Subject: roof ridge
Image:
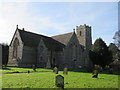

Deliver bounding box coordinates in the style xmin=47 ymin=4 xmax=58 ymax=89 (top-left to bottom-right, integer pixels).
xmin=17 ymin=28 xmax=65 ymax=51
xmin=51 ymin=32 xmax=73 ymax=37
xmin=18 ymin=29 xmax=52 ymax=39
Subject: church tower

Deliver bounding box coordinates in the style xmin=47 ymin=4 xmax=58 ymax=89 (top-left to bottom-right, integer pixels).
xmin=76 ymin=24 xmax=92 ymax=50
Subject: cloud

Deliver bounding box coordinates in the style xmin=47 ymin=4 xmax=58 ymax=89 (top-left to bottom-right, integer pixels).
xmin=0 ymin=2 xmax=117 ymax=46
xmin=30 ymin=16 xmax=69 ymax=34
xmin=0 ymin=2 xmax=29 ymax=44
xmin=0 ymin=2 xmax=69 ymax=44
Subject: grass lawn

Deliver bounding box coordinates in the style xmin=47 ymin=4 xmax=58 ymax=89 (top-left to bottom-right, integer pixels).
xmin=0 ymin=66 xmax=52 ymax=73
xmin=1 ymin=67 xmax=119 ymax=89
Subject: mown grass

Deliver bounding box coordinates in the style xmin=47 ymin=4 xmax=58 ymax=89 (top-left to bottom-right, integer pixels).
xmin=2 ymin=68 xmax=119 ymax=88
xmin=0 ymin=66 xmax=52 ymax=73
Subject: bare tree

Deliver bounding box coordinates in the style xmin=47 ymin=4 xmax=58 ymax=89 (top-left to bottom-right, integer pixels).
xmin=113 ymin=30 xmax=120 ymax=50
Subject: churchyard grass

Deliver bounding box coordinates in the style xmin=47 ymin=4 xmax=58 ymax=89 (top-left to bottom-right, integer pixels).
xmin=0 ymin=66 xmax=52 ymax=73
xmin=2 ymin=69 xmax=119 ymax=88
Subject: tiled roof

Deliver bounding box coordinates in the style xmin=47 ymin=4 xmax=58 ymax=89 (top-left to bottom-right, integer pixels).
xmin=18 ymin=29 xmax=65 ymax=51
xmin=51 ymin=32 xmax=73 ymax=45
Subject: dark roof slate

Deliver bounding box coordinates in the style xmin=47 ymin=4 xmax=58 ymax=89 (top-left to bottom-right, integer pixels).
xmin=18 ymin=29 xmax=65 ymax=51
xmin=51 ymin=32 xmax=73 ymax=45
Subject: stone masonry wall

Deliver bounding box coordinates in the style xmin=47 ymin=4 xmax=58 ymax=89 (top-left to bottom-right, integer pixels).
xmin=8 ymin=30 xmax=23 ymax=66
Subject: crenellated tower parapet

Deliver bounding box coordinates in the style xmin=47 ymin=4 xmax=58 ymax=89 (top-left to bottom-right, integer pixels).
xmin=76 ymin=24 xmax=92 ymax=50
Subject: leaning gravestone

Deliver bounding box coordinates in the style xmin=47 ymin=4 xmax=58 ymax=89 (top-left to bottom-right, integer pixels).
xmin=56 ymin=75 xmax=64 ymax=89
xmin=92 ymin=70 xmax=98 ymax=78
xmin=33 ymin=65 xmax=36 ymax=72
xmin=63 ymin=67 xmax=68 ymax=75
xmin=53 ymin=67 xmax=58 ymax=74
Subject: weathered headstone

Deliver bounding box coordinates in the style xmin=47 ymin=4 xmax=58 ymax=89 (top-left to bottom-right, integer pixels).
xmin=53 ymin=67 xmax=58 ymax=74
xmin=56 ymin=75 xmax=64 ymax=89
xmin=63 ymin=67 xmax=68 ymax=75
xmin=33 ymin=65 xmax=36 ymax=72
xmin=92 ymin=70 xmax=98 ymax=78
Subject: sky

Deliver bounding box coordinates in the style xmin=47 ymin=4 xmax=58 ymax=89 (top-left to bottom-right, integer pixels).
xmin=0 ymin=1 xmax=118 ymax=45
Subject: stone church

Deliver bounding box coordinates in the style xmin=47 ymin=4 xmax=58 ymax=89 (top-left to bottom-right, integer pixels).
xmin=8 ymin=24 xmax=92 ymax=70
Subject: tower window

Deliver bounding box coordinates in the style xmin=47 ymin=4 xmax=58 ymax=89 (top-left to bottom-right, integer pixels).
xmin=80 ymin=31 xmax=82 ymax=36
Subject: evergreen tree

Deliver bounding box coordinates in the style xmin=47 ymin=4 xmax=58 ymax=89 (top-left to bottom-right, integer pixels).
xmin=2 ymin=43 xmax=9 ymax=66
xmin=108 ymin=43 xmax=119 ymax=60
xmin=91 ymin=38 xmax=112 ymax=67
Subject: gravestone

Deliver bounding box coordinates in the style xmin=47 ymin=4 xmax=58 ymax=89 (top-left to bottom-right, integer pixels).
xmin=53 ymin=67 xmax=58 ymax=74
xmin=56 ymin=75 xmax=64 ymax=89
xmin=63 ymin=67 xmax=68 ymax=75
xmin=33 ymin=65 xmax=36 ymax=72
xmin=92 ymin=70 xmax=98 ymax=78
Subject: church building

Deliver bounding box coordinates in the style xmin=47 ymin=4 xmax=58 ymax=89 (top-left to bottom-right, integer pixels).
xmin=8 ymin=24 xmax=92 ymax=70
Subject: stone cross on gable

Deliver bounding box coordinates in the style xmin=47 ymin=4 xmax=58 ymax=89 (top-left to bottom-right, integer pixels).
xmin=73 ymin=28 xmax=75 ymax=32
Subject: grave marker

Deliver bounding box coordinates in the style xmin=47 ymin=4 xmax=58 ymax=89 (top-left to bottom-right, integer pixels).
xmin=33 ymin=65 xmax=36 ymax=72
xmin=92 ymin=70 xmax=98 ymax=78
xmin=56 ymin=75 xmax=64 ymax=89
xmin=53 ymin=67 xmax=58 ymax=74
xmin=63 ymin=67 xmax=68 ymax=75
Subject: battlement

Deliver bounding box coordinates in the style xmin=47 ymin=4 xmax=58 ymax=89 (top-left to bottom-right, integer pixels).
xmin=76 ymin=24 xmax=91 ymax=29
xmin=75 ymin=24 xmax=92 ymax=50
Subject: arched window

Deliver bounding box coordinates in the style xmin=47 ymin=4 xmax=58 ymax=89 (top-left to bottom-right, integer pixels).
xmin=13 ymin=38 xmax=19 ymax=58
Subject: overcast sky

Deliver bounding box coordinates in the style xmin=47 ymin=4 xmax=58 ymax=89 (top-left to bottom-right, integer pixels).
xmin=0 ymin=1 xmax=118 ymax=45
